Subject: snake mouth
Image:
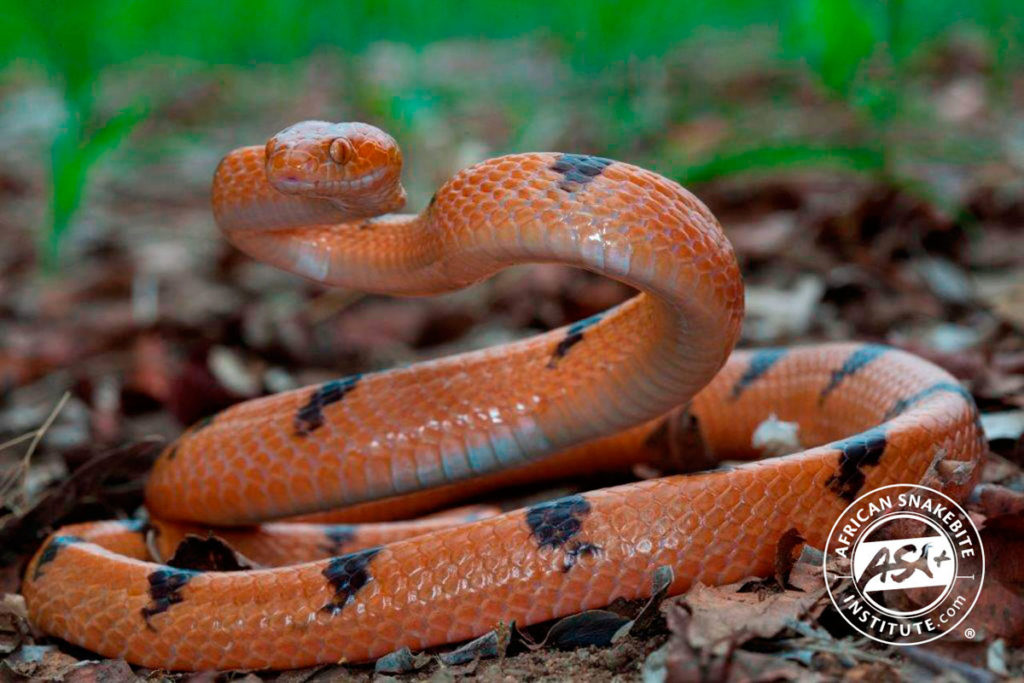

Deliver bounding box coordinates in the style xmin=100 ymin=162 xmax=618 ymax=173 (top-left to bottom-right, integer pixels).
xmin=271 ymin=167 xmax=391 ymax=196
xmin=273 ymin=177 xmax=313 ymax=193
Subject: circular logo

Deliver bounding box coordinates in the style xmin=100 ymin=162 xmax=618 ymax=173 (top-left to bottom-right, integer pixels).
xmin=823 ymin=484 xmax=984 ymax=646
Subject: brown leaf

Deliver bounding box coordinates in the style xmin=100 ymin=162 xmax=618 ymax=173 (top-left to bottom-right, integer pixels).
xmin=64 ymin=659 xmax=137 ymax=683
xmin=739 ymin=528 xmax=805 ymax=594
xmin=0 ymin=439 xmax=160 ymax=572
xmin=969 ymin=483 xmax=1024 ymax=518
xmin=2 ymin=644 xmax=79 ymax=680
xmin=542 ymin=610 xmax=631 ymax=651
xmin=166 ymin=534 xmax=256 ymax=572
xmin=0 ymin=593 xmax=31 ymax=655
xmin=774 ymin=528 xmax=806 ymax=590
xmin=641 ymin=408 xmax=714 ymax=475
xmin=659 ymin=603 xmax=739 ymax=682
xmin=681 ymin=558 xmax=828 ymax=653
xmin=957 ymin=515 xmax=1024 ymax=644
xmin=622 ymin=565 xmax=675 ymax=638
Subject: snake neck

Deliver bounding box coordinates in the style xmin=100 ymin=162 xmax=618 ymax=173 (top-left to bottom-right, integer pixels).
xmin=214 ymin=147 xmax=742 ymax=313
xmin=204 ymin=147 xmax=744 ymax=502
xmin=213 ymin=146 xmax=435 ymax=294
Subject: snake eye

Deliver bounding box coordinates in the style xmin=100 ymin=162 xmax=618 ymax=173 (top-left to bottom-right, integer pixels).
xmin=329 ymin=138 xmax=353 ymax=165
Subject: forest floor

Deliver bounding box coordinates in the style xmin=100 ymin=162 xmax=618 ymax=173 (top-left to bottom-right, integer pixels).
xmin=1 ymin=37 xmax=1023 ymax=681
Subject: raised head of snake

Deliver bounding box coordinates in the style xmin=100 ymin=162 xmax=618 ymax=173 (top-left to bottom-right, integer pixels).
xmin=263 ymin=120 xmax=406 ymax=218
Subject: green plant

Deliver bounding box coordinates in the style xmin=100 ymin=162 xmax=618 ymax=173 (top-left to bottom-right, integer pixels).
xmin=0 ymin=0 xmax=1020 ymax=260
xmin=48 ymin=103 xmax=147 ymax=267
xmin=10 ymin=1 xmax=148 ymax=268
xmin=675 ymin=143 xmax=885 ymax=185
xmin=782 ymin=0 xmax=879 ymax=99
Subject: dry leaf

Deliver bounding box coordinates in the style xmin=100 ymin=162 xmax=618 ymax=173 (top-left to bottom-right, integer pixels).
xmin=682 ymin=559 xmax=827 ymax=653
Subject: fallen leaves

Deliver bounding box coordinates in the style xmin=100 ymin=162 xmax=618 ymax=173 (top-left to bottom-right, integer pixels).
xmin=368 ymin=566 xmax=674 ymax=676
xmin=62 ymin=659 xmax=136 ymax=683
xmin=976 ymin=271 xmax=1024 ymax=332
xmin=0 ymin=643 xmax=136 ymax=683
xmin=165 ymin=534 xmax=256 ymax=572
xmin=679 ymin=540 xmax=824 ymax=654
xmin=2 ymin=645 xmax=80 ymax=681
xmin=0 ymin=438 xmax=159 ymax=587
xmin=0 ymin=594 xmax=31 ymax=656
xmin=960 ymin=515 xmax=1024 ymax=645
xmin=640 ymin=530 xmax=873 ymax=682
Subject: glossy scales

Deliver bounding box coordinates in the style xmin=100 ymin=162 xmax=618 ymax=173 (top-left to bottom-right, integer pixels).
xmin=22 ymin=122 xmax=985 ymax=671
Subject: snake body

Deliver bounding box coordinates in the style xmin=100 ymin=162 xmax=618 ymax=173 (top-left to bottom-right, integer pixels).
xmin=22 ymin=122 xmax=985 ymax=670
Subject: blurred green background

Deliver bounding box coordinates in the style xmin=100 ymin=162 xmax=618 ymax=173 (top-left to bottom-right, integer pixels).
xmin=1 ymin=0 xmax=1020 ymax=266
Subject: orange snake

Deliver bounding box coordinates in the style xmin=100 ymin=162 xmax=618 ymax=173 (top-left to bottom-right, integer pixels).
xmin=22 ymin=121 xmax=985 ymax=670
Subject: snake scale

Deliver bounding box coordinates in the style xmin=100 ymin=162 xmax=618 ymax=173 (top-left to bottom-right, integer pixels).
xmin=22 ymin=121 xmax=985 ymax=670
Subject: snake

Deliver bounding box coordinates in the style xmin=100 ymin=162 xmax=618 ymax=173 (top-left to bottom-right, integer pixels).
xmin=21 ymin=121 xmax=986 ymax=671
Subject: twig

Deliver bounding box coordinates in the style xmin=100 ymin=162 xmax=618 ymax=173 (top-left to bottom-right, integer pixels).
xmin=0 ymin=432 xmax=37 ymax=454
xmin=21 ymin=391 xmax=71 ymax=468
xmin=785 ymin=620 xmax=895 ymax=666
xmin=899 ymin=646 xmax=995 ymax=683
xmin=0 ymin=391 xmax=71 ymax=514
xmin=0 ymin=438 xmax=162 ymax=566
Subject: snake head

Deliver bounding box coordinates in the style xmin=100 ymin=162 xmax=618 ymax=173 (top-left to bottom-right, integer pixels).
xmin=265 ymin=121 xmax=406 ymax=217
